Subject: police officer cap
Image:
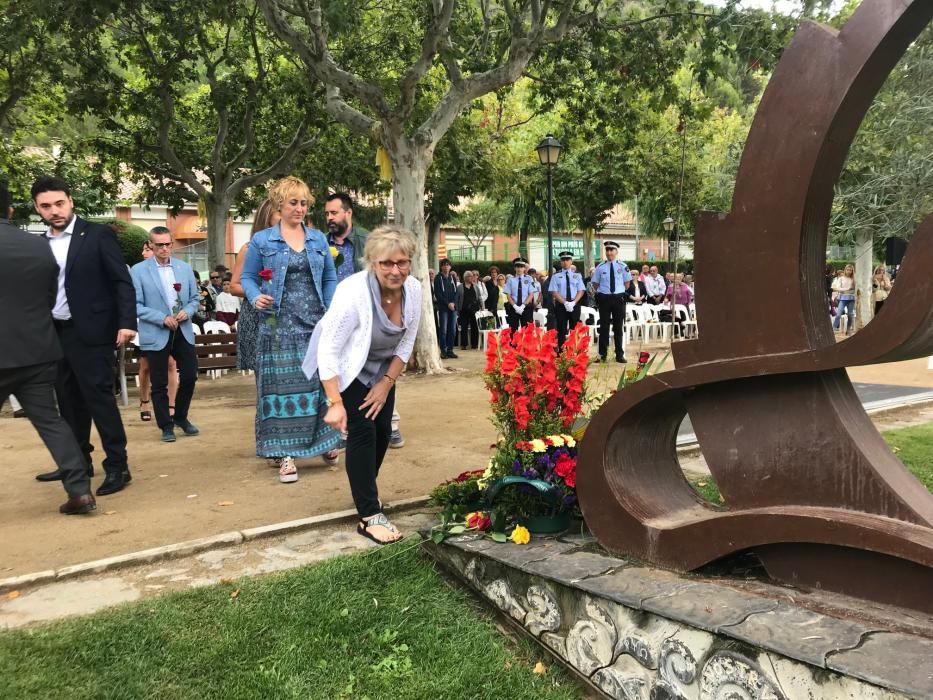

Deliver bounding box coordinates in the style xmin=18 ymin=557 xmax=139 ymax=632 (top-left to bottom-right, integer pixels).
xmin=512 ymin=257 xmax=528 ymax=266
xmin=603 ymin=240 xmax=620 ymax=250
xmin=558 ymin=251 xmax=573 ymax=260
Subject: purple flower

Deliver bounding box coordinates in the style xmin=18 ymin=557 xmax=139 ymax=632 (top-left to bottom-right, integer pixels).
xmin=563 ymin=493 xmax=577 ymax=505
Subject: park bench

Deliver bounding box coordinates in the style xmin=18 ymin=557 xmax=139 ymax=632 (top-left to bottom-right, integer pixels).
xmin=118 ymin=331 xmax=240 ymax=406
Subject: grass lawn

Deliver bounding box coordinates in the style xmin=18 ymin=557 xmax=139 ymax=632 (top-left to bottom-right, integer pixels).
xmin=0 ymin=544 xmax=582 ymax=700
xmin=688 ymin=422 xmax=933 ymax=503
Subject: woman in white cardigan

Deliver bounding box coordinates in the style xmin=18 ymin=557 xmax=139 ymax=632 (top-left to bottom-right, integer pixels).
xmin=303 ymin=226 xmax=422 ymax=544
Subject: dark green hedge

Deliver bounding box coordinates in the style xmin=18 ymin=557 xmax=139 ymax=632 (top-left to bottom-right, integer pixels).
xmin=92 ymin=218 xmax=150 ymax=267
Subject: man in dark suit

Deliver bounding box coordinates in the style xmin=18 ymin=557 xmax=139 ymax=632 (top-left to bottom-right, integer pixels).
xmin=31 ymin=176 xmax=137 ymax=496
xmin=0 ymin=180 xmax=96 ymax=514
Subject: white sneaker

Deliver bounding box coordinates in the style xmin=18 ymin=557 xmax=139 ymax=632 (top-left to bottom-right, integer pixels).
xmin=278 ymin=456 xmax=298 ymax=483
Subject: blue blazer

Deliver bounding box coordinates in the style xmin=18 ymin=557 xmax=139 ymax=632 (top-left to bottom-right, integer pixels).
xmin=240 ymin=224 xmax=337 ymax=312
xmin=130 ymin=257 xmax=201 ymax=351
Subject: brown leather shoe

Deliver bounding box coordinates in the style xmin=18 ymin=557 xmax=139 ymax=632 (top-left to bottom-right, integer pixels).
xmin=60 ymin=493 xmax=97 ymax=515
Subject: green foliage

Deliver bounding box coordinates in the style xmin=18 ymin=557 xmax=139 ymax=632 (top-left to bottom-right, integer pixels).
xmin=0 ymin=546 xmax=582 ymax=699
xmin=4 ymin=145 xmax=119 ymax=223
xmin=92 ymin=219 xmax=150 ymax=267
xmin=831 ymin=25 xmax=933 ymax=250
xmin=429 ymin=471 xmax=486 ymax=511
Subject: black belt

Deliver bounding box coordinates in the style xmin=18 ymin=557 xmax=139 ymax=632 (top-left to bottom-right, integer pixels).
xmin=53 ymin=318 xmax=75 ymax=329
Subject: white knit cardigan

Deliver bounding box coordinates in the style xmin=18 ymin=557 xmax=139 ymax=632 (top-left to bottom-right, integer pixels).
xmin=302 ymin=270 xmax=422 ymax=391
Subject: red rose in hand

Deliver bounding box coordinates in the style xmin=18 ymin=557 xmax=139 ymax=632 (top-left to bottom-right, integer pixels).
xmin=259 ymin=268 xmax=273 ymax=281
xmin=173 ymin=282 xmax=182 ymax=292
xmin=638 ymin=351 xmax=650 ymax=365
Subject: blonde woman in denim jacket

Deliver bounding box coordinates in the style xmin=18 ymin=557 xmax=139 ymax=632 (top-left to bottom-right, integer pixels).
xmin=241 ymin=177 xmax=340 ymax=483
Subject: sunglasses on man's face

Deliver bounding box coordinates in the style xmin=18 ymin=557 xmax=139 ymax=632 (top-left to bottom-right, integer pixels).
xmin=210 ymin=275 xmax=221 ymax=280
xmin=152 ymin=242 xmax=173 ymax=248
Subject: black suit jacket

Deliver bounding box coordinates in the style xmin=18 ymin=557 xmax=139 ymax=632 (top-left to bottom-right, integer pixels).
xmin=0 ymin=220 xmax=62 ymax=369
xmin=58 ymin=217 xmax=137 ymax=345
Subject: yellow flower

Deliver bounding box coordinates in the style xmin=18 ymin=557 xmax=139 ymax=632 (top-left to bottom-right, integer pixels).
xmin=510 ymin=525 xmax=531 ymax=545
xmin=329 ymin=246 xmax=339 ymax=258
xmin=477 ymin=462 xmax=494 ymax=490
xmin=548 ymin=435 xmax=565 ymax=447
xmin=529 ymin=439 xmax=547 ymax=453
xmin=562 ymin=434 xmax=576 ymax=447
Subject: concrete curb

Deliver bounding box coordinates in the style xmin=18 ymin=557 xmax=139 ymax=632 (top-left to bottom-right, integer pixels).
xmin=0 ymin=495 xmax=432 ymax=594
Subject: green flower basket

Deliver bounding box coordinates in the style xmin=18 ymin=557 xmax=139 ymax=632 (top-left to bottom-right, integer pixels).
xmin=484 ymin=476 xmax=571 ymax=535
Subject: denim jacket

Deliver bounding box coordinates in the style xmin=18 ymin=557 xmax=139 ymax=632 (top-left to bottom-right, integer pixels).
xmin=240 ymin=224 xmax=337 ymax=313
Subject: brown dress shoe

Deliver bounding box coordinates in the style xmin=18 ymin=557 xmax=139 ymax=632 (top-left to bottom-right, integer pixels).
xmin=60 ymin=493 xmax=97 ymax=515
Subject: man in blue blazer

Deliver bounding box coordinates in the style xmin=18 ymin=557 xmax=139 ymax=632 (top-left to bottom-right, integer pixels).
xmin=131 ymin=227 xmax=201 ymax=442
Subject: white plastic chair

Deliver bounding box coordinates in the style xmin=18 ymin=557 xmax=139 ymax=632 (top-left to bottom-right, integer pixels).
xmin=533 ymin=308 xmax=548 ymax=328
xmin=191 ymin=323 xmax=202 ymax=336
xmin=202 ymin=320 xmax=231 ymax=334
xmin=647 ymin=304 xmax=672 ymax=342
xmin=675 ymin=304 xmax=698 ymax=339
xmin=626 ymin=305 xmax=649 ymax=342
xmin=496 ymin=309 xmax=508 ymax=329
xmin=475 ymin=310 xmax=498 ymax=349
xmin=578 ymin=306 xmax=600 ymax=344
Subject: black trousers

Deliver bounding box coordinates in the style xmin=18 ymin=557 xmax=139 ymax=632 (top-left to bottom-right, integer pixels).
xmin=56 ymin=323 xmax=128 ymax=474
xmin=596 ymin=293 xmax=626 ymax=359
xmin=342 ymin=378 xmax=396 ymax=519
xmin=143 ymin=331 xmax=198 ymax=431
xmin=459 ymin=309 xmax=479 ymax=348
xmin=1 ymin=362 xmax=91 ymax=497
xmin=505 ymin=303 xmax=533 ymax=332
xmin=553 ymin=302 xmax=581 ymax=349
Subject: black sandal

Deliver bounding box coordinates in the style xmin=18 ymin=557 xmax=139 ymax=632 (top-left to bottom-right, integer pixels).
xmin=357 ymin=513 xmax=401 ymax=545
xmin=140 ymin=400 xmax=152 ymax=422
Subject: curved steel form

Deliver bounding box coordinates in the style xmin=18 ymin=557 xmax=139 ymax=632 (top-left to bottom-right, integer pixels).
xmin=577 ymin=0 xmax=933 ymax=613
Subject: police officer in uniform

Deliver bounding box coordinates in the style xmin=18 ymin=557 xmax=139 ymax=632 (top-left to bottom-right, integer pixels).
xmin=504 ymin=257 xmax=534 ymax=331
xmin=590 ymin=240 xmax=631 ymax=362
xmin=551 ymin=251 xmax=586 ymax=349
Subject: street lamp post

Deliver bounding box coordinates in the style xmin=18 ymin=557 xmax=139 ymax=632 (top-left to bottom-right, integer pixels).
xmin=536 ymin=134 xmax=562 ymax=269
xmin=662 ymin=216 xmax=676 ymax=262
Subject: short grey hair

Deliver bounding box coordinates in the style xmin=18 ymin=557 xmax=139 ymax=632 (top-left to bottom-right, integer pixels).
xmin=148 ymin=226 xmax=172 ymax=243
xmin=363 ymin=225 xmax=417 ymax=272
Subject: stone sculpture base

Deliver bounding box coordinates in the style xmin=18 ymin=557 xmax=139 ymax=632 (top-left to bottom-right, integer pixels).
xmin=422 ymin=532 xmax=933 ymax=699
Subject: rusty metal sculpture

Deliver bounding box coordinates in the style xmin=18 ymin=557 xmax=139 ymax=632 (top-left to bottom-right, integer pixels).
xmin=577 ymin=0 xmax=933 ymax=614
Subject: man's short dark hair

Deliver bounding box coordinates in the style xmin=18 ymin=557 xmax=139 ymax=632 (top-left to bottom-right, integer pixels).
xmin=31 ymin=176 xmax=71 ymax=200
xmin=149 ymin=225 xmax=171 ymax=235
xmin=213 ymin=264 xmax=228 ymax=273
xmin=326 ymin=191 xmax=354 ymax=212
xmin=0 ymin=180 xmax=10 ymax=213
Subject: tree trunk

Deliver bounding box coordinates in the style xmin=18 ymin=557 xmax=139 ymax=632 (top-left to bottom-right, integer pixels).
xmin=854 ymin=228 xmax=873 ymax=330
xmin=583 ymin=226 xmax=595 ymax=277
xmin=427 ymin=218 xmax=441 ymax=270
xmin=389 ymin=139 xmax=444 ymax=374
xmin=205 ymin=195 xmax=231 ymax=271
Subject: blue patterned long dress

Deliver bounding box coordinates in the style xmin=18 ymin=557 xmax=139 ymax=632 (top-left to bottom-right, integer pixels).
xmin=254 ymin=248 xmax=341 ymax=458
xmin=236 ymin=299 xmax=260 ymax=371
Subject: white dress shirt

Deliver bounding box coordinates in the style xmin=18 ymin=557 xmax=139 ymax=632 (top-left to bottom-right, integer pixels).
xmin=644 ymin=274 xmax=667 ymax=298
xmin=45 ymin=216 xmax=76 ymax=320
xmin=156 ymin=261 xmax=180 ymax=310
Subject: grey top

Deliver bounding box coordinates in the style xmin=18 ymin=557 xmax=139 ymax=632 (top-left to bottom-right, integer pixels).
xmin=358 ymin=272 xmax=406 ymax=388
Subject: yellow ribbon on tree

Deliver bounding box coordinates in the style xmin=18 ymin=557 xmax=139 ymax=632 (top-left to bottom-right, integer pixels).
xmin=375 ymin=147 xmax=393 ymax=182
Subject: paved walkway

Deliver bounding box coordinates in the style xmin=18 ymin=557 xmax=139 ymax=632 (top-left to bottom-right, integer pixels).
xmin=0 ymin=509 xmax=437 ymax=629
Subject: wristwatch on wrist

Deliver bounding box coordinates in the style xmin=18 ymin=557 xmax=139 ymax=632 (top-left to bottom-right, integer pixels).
xmin=325 ymin=397 xmax=342 ymax=407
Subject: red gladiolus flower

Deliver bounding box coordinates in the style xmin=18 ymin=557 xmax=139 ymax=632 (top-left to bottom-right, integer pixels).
xmin=172 ymin=282 xmax=182 ymax=292
xmin=258 ymin=268 xmax=273 ymax=281
xmin=638 ymin=351 xmax=650 ymax=365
